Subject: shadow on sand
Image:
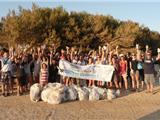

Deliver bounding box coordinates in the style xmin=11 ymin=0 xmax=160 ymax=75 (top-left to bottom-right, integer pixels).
xmin=138 ymin=110 xmax=160 ymax=120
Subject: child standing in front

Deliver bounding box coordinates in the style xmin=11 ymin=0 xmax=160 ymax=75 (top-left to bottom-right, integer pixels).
xmin=40 ymin=62 xmax=48 ymax=87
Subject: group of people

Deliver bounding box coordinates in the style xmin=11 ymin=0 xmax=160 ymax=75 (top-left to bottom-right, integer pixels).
xmin=0 ymin=44 xmax=160 ymax=97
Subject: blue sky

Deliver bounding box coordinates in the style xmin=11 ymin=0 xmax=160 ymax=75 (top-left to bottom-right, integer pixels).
xmin=0 ymin=0 xmax=160 ymax=32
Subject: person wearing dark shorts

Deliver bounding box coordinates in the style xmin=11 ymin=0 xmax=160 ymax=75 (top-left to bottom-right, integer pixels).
xmin=0 ymin=52 xmax=12 ymax=97
xmin=130 ymin=54 xmax=139 ymax=92
xmin=137 ymin=57 xmax=144 ymax=90
xmin=16 ymin=60 xmax=27 ymax=95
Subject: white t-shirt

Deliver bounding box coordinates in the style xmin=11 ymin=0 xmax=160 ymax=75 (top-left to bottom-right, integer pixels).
xmin=1 ymin=58 xmax=12 ymax=72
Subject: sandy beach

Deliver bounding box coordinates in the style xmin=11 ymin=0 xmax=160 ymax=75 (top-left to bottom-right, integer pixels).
xmin=0 ymin=85 xmax=160 ymax=120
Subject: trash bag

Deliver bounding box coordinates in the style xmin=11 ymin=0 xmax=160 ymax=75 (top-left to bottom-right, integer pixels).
xmin=45 ymin=83 xmax=63 ymax=90
xmin=107 ymin=89 xmax=116 ymax=100
xmin=77 ymin=87 xmax=89 ymax=101
xmin=97 ymin=87 xmax=107 ymax=100
xmin=89 ymin=87 xmax=100 ymax=101
xmin=30 ymin=83 xmax=42 ymax=102
xmin=62 ymin=86 xmax=70 ymax=102
xmin=115 ymin=89 xmax=121 ymax=97
xmin=67 ymin=86 xmax=78 ymax=101
xmin=41 ymin=87 xmax=54 ymax=102
xmin=47 ymin=89 xmax=64 ymax=104
xmin=41 ymin=83 xmax=65 ymax=104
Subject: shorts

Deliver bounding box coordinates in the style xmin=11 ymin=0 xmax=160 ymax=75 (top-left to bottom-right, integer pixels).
xmin=18 ymin=76 xmax=27 ymax=86
xmin=1 ymin=72 xmax=11 ymax=85
xmin=139 ymin=69 xmax=144 ymax=81
xmin=144 ymin=74 xmax=155 ymax=85
xmin=130 ymin=70 xmax=139 ymax=77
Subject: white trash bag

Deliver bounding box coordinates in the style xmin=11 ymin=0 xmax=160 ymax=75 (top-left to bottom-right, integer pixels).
xmin=67 ymin=86 xmax=78 ymax=101
xmin=97 ymin=87 xmax=107 ymax=100
xmin=107 ymin=89 xmax=116 ymax=100
xmin=47 ymin=89 xmax=64 ymax=104
xmin=89 ymin=87 xmax=100 ymax=101
xmin=30 ymin=83 xmax=42 ymax=102
xmin=45 ymin=83 xmax=64 ymax=90
xmin=115 ymin=89 xmax=121 ymax=97
xmin=41 ymin=87 xmax=54 ymax=102
xmin=41 ymin=83 xmax=65 ymax=104
xmin=77 ymin=87 xmax=89 ymax=101
xmin=62 ymin=86 xmax=70 ymax=102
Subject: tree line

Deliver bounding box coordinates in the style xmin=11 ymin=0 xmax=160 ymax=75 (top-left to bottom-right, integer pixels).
xmin=0 ymin=4 xmax=160 ymax=54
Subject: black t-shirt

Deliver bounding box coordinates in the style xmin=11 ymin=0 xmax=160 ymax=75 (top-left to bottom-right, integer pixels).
xmin=49 ymin=63 xmax=58 ymax=82
xmin=16 ymin=63 xmax=26 ymax=78
xmin=144 ymin=59 xmax=155 ymax=74
xmin=131 ymin=60 xmax=138 ymax=71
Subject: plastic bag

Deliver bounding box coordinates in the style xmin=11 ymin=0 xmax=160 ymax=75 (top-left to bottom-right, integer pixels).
xmin=115 ymin=89 xmax=121 ymax=97
xmin=89 ymin=87 xmax=100 ymax=101
xmin=41 ymin=87 xmax=54 ymax=102
xmin=30 ymin=83 xmax=42 ymax=102
xmin=77 ymin=87 xmax=89 ymax=101
xmin=45 ymin=83 xmax=64 ymax=90
xmin=97 ymin=87 xmax=107 ymax=100
xmin=67 ymin=86 xmax=78 ymax=101
xmin=41 ymin=83 xmax=65 ymax=104
xmin=47 ymin=89 xmax=64 ymax=104
xmin=107 ymin=89 xmax=116 ymax=100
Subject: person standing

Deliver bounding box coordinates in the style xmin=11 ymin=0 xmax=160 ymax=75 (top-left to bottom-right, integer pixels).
xmin=119 ymin=54 xmax=128 ymax=92
xmin=144 ymin=51 xmax=155 ymax=93
xmin=88 ymin=57 xmax=95 ymax=87
xmin=109 ymin=54 xmax=120 ymax=89
xmin=0 ymin=52 xmax=12 ymax=97
xmin=130 ymin=53 xmax=140 ymax=92
xmin=49 ymin=58 xmax=58 ymax=83
xmin=137 ymin=55 xmax=145 ymax=90
xmin=40 ymin=62 xmax=48 ymax=87
xmin=33 ymin=54 xmax=41 ymax=83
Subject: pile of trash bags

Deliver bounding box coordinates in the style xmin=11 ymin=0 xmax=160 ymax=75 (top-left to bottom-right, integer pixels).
xmin=30 ymin=83 xmax=121 ymax=104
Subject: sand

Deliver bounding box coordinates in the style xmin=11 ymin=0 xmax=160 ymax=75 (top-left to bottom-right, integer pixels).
xmin=0 ymin=86 xmax=160 ymax=120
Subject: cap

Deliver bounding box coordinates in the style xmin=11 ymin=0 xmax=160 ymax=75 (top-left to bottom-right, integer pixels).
xmin=119 ymin=54 xmax=124 ymax=57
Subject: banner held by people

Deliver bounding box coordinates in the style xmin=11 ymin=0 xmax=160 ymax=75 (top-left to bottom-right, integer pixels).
xmin=58 ymin=60 xmax=115 ymax=82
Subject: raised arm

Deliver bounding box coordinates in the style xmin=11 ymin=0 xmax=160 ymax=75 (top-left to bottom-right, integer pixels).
xmin=108 ymin=51 xmax=113 ymax=65
xmin=115 ymin=45 xmax=119 ymax=56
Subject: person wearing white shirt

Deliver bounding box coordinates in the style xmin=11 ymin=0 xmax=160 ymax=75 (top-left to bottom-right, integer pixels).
xmin=1 ymin=52 xmax=12 ymax=97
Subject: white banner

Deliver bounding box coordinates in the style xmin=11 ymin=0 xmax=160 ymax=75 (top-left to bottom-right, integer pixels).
xmin=58 ymin=60 xmax=115 ymax=82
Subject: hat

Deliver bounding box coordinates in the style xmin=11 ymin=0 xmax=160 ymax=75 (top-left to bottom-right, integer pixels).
xmin=119 ymin=54 xmax=124 ymax=57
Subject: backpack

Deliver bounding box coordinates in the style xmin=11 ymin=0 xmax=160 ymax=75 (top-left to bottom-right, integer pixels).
xmin=137 ymin=62 xmax=143 ymax=70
